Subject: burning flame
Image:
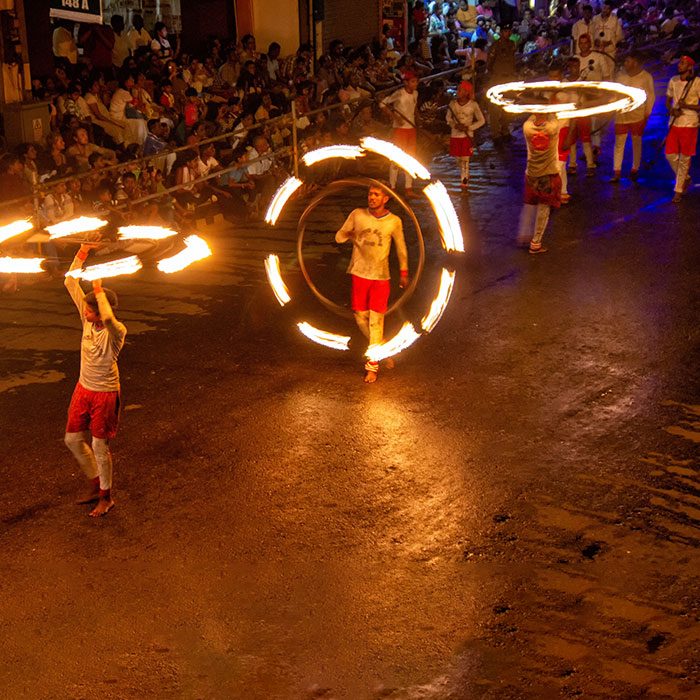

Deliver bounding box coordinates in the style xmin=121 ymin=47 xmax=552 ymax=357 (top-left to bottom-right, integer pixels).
xmin=0 ymin=256 xmax=45 ymax=274
xmin=156 ymin=235 xmax=211 ymax=273
xmin=423 ymin=182 xmax=465 ymax=253
xmin=360 ymin=137 xmax=431 ymax=181
xmin=302 ymin=145 xmax=365 ymax=166
xmin=265 ymin=177 xmax=303 ymax=225
xmin=0 ymin=219 xmax=34 ymax=245
xmin=421 ymin=268 xmax=456 ymax=333
xmin=366 ymin=321 xmax=421 ymax=362
xmin=486 ymin=80 xmax=646 ymax=118
xmin=65 ymin=255 xmax=142 ymax=281
xmin=264 ymin=254 xmax=291 ymax=306
xmin=118 ymin=225 xmax=178 ymax=240
xmin=46 ymin=217 xmax=108 ymax=239
xmin=297 ymin=322 xmax=351 ymax=351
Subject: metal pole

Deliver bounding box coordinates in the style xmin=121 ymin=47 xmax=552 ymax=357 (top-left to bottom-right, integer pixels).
xmin=291 ymin=101 xmax=300 ymax=179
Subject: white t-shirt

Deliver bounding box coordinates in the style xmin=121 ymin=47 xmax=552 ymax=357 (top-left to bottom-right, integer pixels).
xmin=446 ymin=99 xmax=485 ymax=138
xmin=616 ymin=69 xmax=655 ymax=124
xmin=523 ymin=116 xmax=560 ymax=178
xmin=65 ymin=256 xmax=127 ymax=393
xmin=571 ymin=19 xmax=592 ymax=47
xmin=112 ymin=32 xmax=130 ymax=68
xmin=127 ymin=27 xmax=151 ymax=53
xmin=109 ymin=88 xmax=133 ymax=121
xmin=576 ymin=51 xmax=612 ymax=81
xmin=666 ymin=75 xmax=700 ymax=128
xmin=335 ymin=208 xmax=408 ymax=280
xmin=382 ymin=87 xmax=418 ymax=129
xmin=590 ymin=13 xmax=623 ymax=54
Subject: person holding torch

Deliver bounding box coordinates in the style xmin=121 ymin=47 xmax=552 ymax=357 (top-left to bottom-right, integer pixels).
xmin=64 ymin=244 xmax=127 ymax=517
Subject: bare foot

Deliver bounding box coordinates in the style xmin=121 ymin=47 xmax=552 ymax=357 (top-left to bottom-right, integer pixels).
xmin=75 ymin=481 xmax=100 ymax=504
xmin=89 ymin=498 xmax=115 ymax=517
xmin=364 ymin=371 xmax=378 ymax=383
xmin=383 ymin=357 xmax=395 ymax=370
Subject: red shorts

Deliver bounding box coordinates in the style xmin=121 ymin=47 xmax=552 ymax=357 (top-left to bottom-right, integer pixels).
xmin=558 ymin=126 xmax=570 ymax=161
xmin=615 ymin=120 xmax=646 ymax=137
xmin=665 ymin=126 xmax=698 ymax=157
xmin=351 ymin=275 xmax=390 ymax=313
xmin=524 ymin=174 xmax=562 ymax=208
xmin=392 ymin=128 xmax=417 ymax=155
xmin=449 ymin=136 xmax=474 ymax=157
xmin=573 ymin=116 xmax=592 ymax=142
xmin=66 ymin=382 xmax=121 ymax=439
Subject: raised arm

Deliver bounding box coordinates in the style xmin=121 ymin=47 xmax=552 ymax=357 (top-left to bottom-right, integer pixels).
xmin=335 ymin=210 xmax=356 ymax=244
xmin=92 ymin=279 xmax=127 ymax=342
xmin=64 ymin=245 xmax=89 ymax=316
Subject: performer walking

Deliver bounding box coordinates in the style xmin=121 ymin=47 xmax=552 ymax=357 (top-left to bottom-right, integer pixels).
xmin=335 ymin=185 xmax=409 ymax=383
xmin=611 ymin=52 xmax=655 ymax=182
xmin=64 ymin=244 xmax=127 ymax=516
xmin=665 ymin=55 xmax=699 ymax=203
xmin=517 ymin=113 xmax=562 ymax=255
xmin=381 ymin=71 xmax=419 ymax=196
xmin=446 ymin=81 xmax=485 ymax=190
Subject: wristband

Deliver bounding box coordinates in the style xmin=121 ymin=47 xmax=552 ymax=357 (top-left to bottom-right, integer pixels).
xmin=400 ymin=269 xmax=409 ymax=277
xmin=77 ymin=249 xmax=89 ymax=261
xmin=93 ymin=285 xmax=103 ymax=295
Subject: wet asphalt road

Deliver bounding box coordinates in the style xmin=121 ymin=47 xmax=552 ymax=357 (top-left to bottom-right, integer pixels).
xmin=1 ymin=76 xmax=699 ymax=699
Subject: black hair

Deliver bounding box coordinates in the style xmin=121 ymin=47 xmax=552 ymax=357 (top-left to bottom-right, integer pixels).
xmin=84 ymin=288 xmax=118 ymax=311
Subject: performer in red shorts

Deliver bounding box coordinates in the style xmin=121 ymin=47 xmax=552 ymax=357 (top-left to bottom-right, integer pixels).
xmin=446 ymin=81 xmax=485 ymax=190
xmin=381 ymin=71 xmax=420 ymax=196
xmin=64 ymin=244 xmax=127 ymax=516
xmin=517 ymin=113 xmax=562 ymax=255
xmin=335 ymin=185 xmax=409 ymax=383
xmin=665 ymin=55 xmax=699 ymax=203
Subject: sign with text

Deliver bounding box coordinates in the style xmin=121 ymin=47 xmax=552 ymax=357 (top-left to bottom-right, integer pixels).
xmin=50 ymin=0 xmax=103 ymax=25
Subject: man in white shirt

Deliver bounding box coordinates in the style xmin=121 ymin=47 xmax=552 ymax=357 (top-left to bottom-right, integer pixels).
xmin=336 ymin=185 xmax=409 ymax=382
xmin=446 ymin=80 xmax=485 ymax=188
xmin=590 ymin=0 xmax=623 ymax=58
xmin=381 ymin=72 xmax=420 ymax=195
xmin=611 ymin=52 xmax=655 ymax=182
xmin=517 ymin=114 xmax=562 ymax=255
xmin=665 ymin=55 xmax=699 ymax=202
xmin=571 ymin=4 xmax=594 ymax=49
xmin=127 ymin=14 xmax=151 ymax=54
xmin=64 ymin=245 xmax=127 ymax=517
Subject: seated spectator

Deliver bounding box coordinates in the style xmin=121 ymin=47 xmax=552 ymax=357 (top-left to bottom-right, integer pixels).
xmin=67 ymin=126 xmax=117 ymax=171
xmin=110 ymin=73 xmax=148 ymax=146
xmin=41 ymin=177 xmax=74 ymax=226
xmin=84 ymin=78 xmax=126 ymax=146
xmin=39 ymin=131 xmax=69 ymax=176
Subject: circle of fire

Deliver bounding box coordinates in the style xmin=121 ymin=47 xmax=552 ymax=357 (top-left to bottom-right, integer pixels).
xmin=263 ymin=139 xmax=465 ymax=362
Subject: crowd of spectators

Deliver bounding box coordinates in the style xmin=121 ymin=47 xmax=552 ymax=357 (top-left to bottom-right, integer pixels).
xmin=0 ymin=0 xmax=698 ymax=238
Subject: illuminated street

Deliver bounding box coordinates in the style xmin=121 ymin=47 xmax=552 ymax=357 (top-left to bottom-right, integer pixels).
xmin=1 ymin=96 xmax=698 ymax=698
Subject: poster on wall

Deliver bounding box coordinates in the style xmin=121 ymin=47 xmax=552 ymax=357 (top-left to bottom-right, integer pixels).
xmin=50 ymin=0 xmax=103 ymax=24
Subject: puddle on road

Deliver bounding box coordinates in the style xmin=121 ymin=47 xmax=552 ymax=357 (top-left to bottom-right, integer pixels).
xmin=0 ymin=369 xmax=65 ymax=394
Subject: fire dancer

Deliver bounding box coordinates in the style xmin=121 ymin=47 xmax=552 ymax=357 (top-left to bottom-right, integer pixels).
xmin=665 ymin=55 xmax=699 ymax=203
xmin=64 ymin=244 xmax=127 ymax=516
xmin=380 ymin=71 xmax=419 ymax=196
xmin=516 ymin=113 xmax=562 ymax=255
xmin=335 ymin=185 xmax=409 ymax=383
xmin=446 ymin=81 xmax=485 ymax=190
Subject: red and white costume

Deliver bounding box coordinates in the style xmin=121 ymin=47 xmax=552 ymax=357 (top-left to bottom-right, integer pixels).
xmin=446 ymin=96 xmax=485 ymax=184
xmin=613 ymin=67 xmax=655 ymax=174
xmin=336 ymin=208 xmax=408 ymax=373
xmin=381 ymin=86 xmax=418 ymax=190
xmin=665 ymin=74 xmax=699 ymax=193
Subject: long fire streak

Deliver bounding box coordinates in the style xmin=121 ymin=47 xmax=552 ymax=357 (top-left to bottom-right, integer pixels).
xmin=46 ymin=216 xmax=108 ymax=239
xmin=0 ymin=219 xmax=34 ymax=245
xmin=0 ymin=256 xmax=45 ymax=274
xmin=366 ymin=321 xmax=421 ymax=362
xmin=421 ymin=268 xmax=456 ymax=333
xmin=423 ymin=182 xmax=465 ymax=253
xmin=265 ymin=177 xmax=303 ymax=225
xmin=264 ymin=254 xmax=291 ymax=306
xmin=297 ymin=322 xmax=351 ymax=351
xmin=302 ymin=145 xmax=365 ymax=166
xmin=486 ymin=80 xmax=646 ymax=118
xmin=65 ymin=255 xmax=142 ymax=281
xmin=156 ymin=235 xmax=211 ymax=273
xmin=360 ymin=137 xmax=431 ymax=181
xmin=118 ymin=225 xmax=178 ymax=240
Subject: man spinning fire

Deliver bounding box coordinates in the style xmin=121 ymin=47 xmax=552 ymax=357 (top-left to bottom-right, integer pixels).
xmin=335 ymin=185 xmax=409 ymax=383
